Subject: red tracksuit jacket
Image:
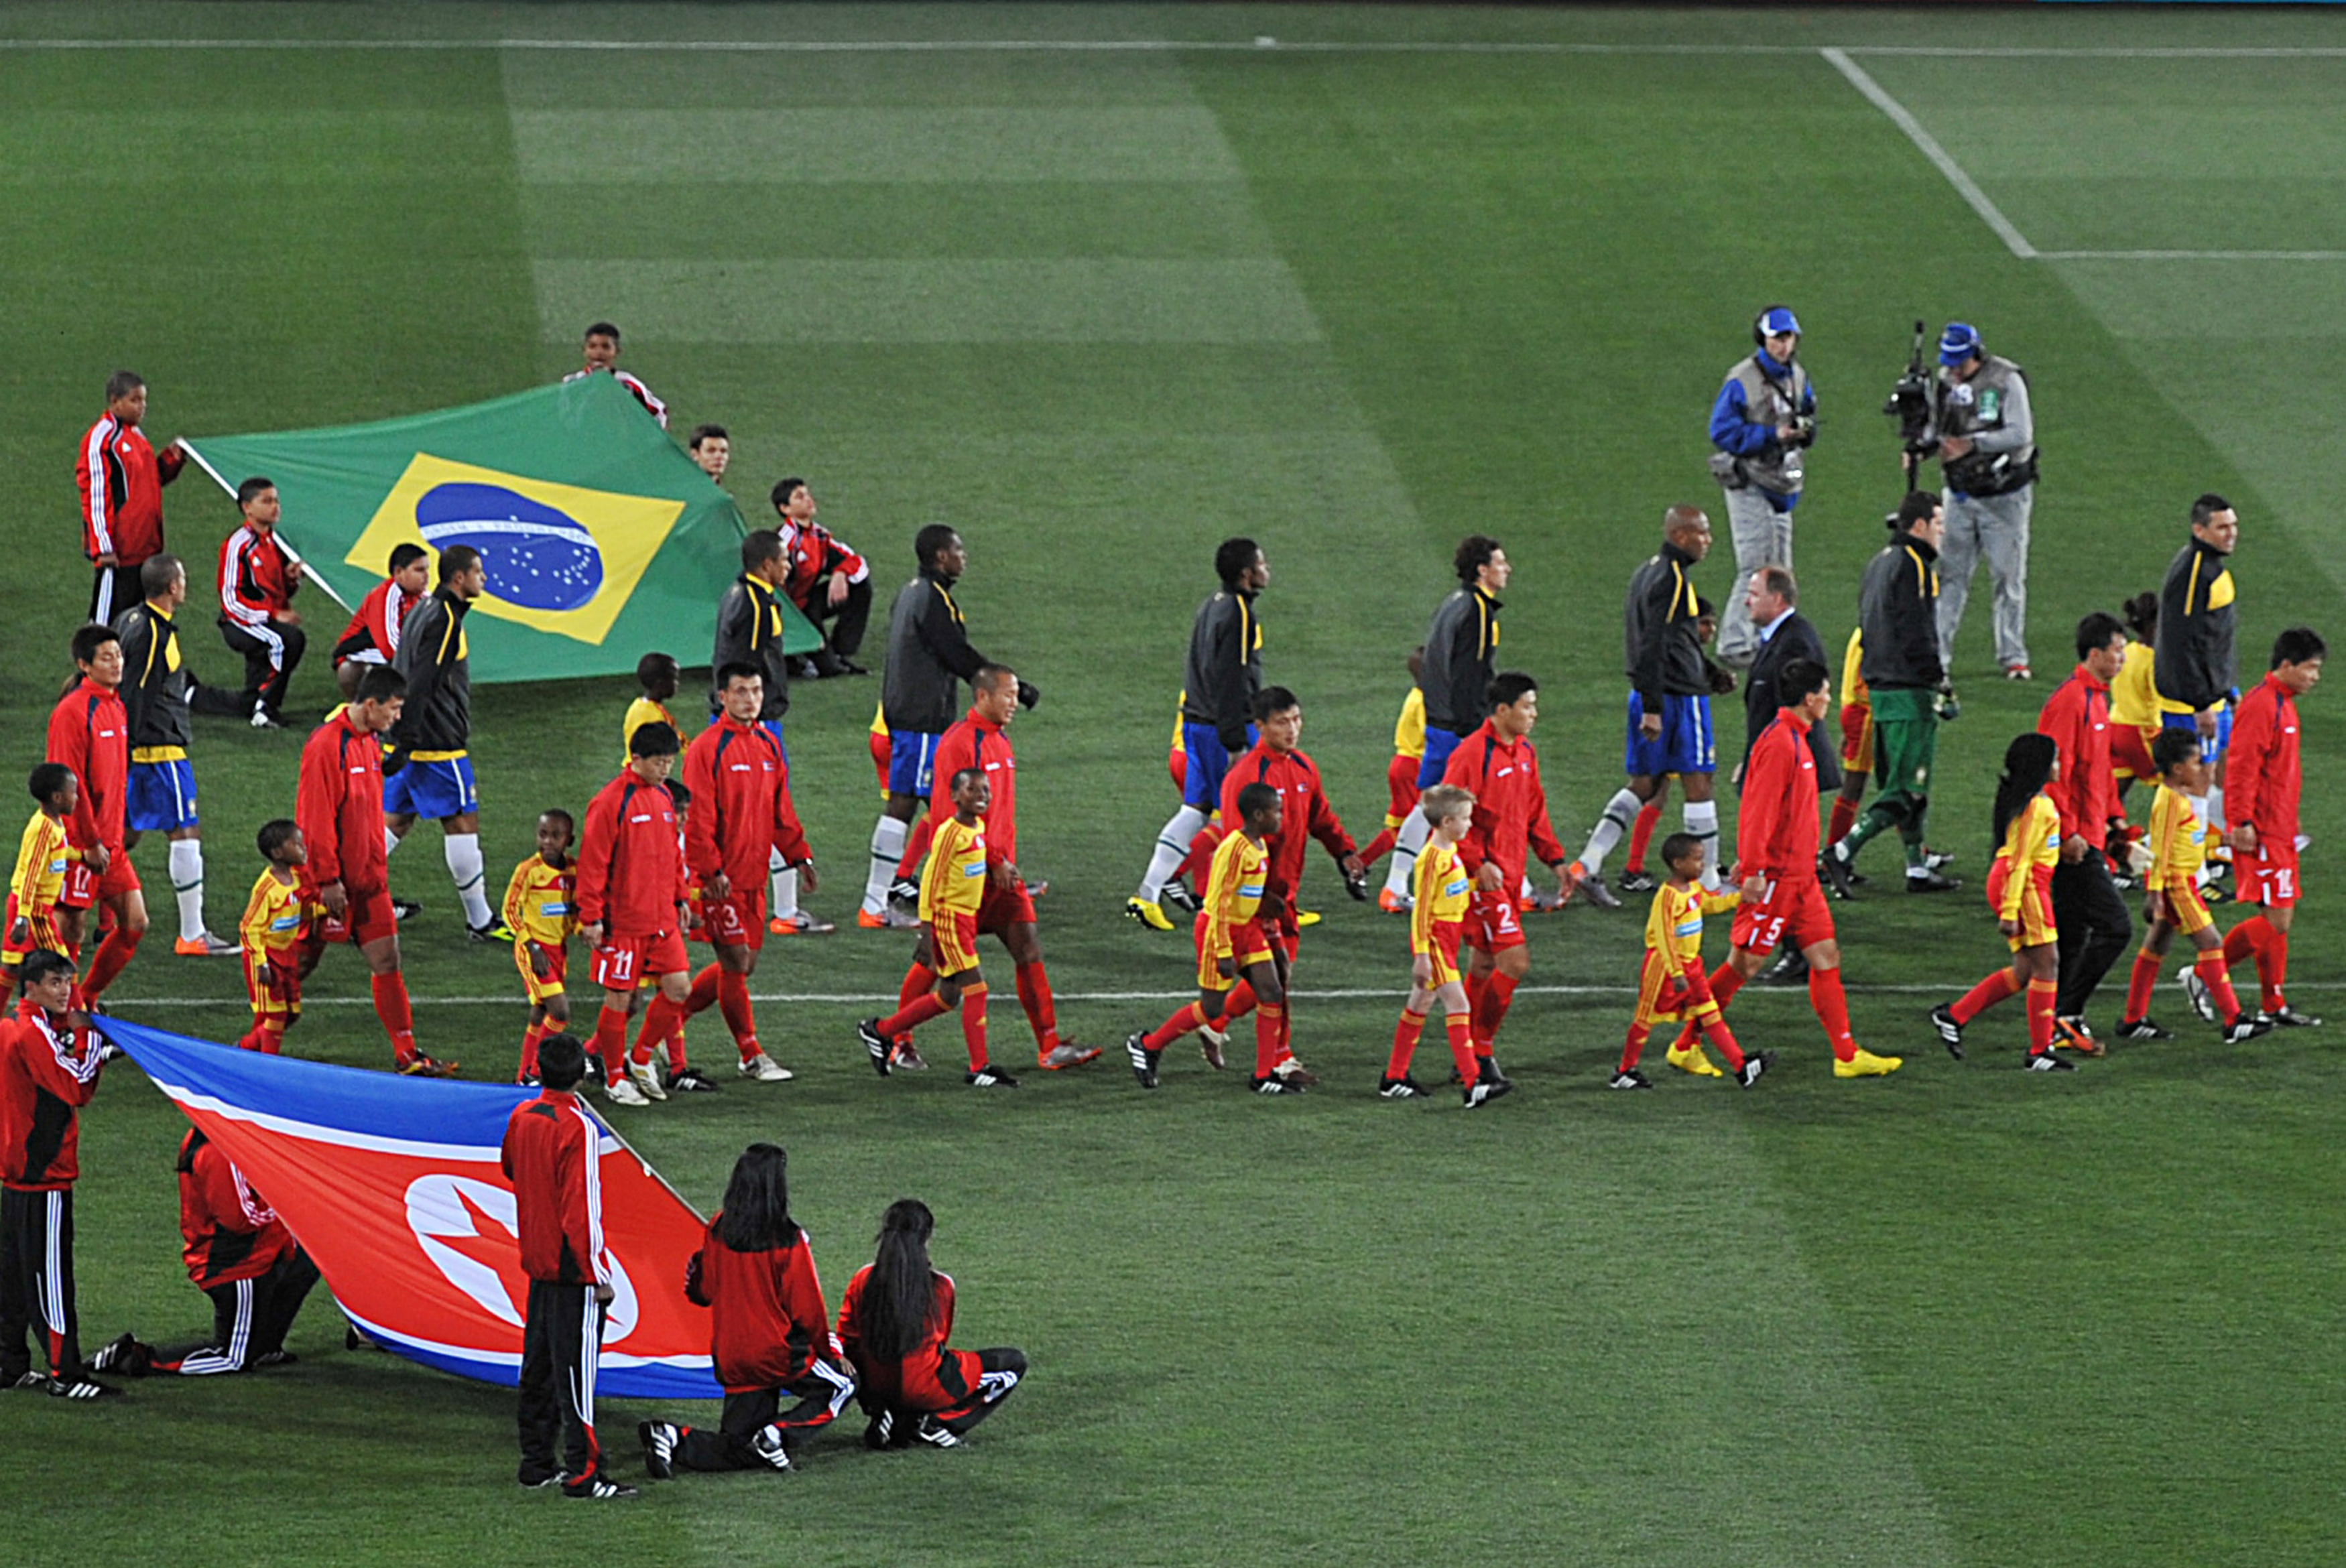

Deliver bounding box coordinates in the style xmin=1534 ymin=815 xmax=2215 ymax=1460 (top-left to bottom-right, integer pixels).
xmin=297 ymin=710 xmax=389 ymax=897
xmin=1438 ymin=720 xmax=1566 ymax=887
xmin=0 ymin=1003 xmax=106 ymax=1192
xmin=837 ymin=1264 xmax=981 ymax=1414
xmin=685 ymin=1216 xmax=835 ymax=1393
xmin=499 ymin=1088 xmax=607 ymax=1287
xmin=576 ymin=770 xmax=688 ymax=937
xmin=2228 ymin=673 xmax=2302 ymax=846
xmin=928 ymin=710 xmax=1018 ymax=864
xmin=2036 ymin=665 xmax=2117 ymax=841
xmin=1738 ymin=709 xmax=1823 ymax=878
xmin=1219 ymin=742 xmax=1357 ymax=912
xmin=333 ymin=576 xmax=422 ymax=665
xmin=46 ymin=679 xmax=129 ymax=861
xmin=682 ymin=718 xmax=810 ymax=893
xmin=78 ymin=413 xmax=182 ymax=565
xmin=778 ymin=519 xmax=868 ymax=614
xmin=218 ymin=524 xmax=297 ymax=632
xmin=177 ymin=1128 xmax=295 ymax=1289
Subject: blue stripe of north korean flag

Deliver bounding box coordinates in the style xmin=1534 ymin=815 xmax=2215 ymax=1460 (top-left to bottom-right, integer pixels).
xmin=100 ymin=1018 xmax=534 ymax=1153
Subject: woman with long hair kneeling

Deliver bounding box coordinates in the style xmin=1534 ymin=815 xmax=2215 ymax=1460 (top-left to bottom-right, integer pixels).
xmin=837 ymin=1199 xmax=1026 ymax=1449
xmin=638 ymin=1144 xmax=856 ymax=1479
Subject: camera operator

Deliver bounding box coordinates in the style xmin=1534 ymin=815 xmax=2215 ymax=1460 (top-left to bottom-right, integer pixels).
xmin=1707 ymin=306 xmax=1816 ymax=669
xmin=1927 ymin=322 xmax=2038 ymax=681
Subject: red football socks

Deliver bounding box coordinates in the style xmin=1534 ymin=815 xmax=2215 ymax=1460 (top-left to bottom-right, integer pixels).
xmin=1387 ymin=1010 xmax=1424 ymax=1080
xmin=593 ymin=1003 xmax=630 ymax=1084
xmin=1701 ymin=1017 xmax=1747 ymax=1073
xmin=898 ymin=961 xmax=934 ymax=1013
xmin=1828 ymin=795 xmax=1859 ymax=844
xmin=1807 ymin=965 xmax=1857 ymax=1061
xmin=519 ymin=1021 xmax=544 ymax=1077
xmin=959 ymin=981 xmax=990 ymax=1069
xmin=1359 ymin=826 xmax=1398 ymax=866
xmin=1144 ymin=1002 xmax=1207 ymax=1051
xmin=372 ymin=972 xmax=417 ymax=1065
xmin=684 ymin=964 xmax=722 ymax=1017
xmin=1253 ymin=1002 xmax=1284 ymax=1077
xmin=877 ymin=991 xmax=951 ymax=1039
xmin=80 ymin=925 xmax=141 ymax=1001
xmin=2195 ymin=950 xmax=2245 ymax=1025
xmin=1222 ymin=981 xmax=1257 ymax=1026
xmin=1472 ymin=972 xmax=1518 ymax=1049
xmin=1951 ymin=968 xmax=2021 ymax=1025
xmin=1443 ymin=1011 xmax=1477 ymax=1084
xmin=2025 ymin=977 xmax=2058 ymax=1056
xmin=1673 ymin=960 xmax=1746 ymax=1052
xmin=2123 ymin=949 xmax=2162 ymax=1022
xmin=717 ymin=969 xmax=756 ymax=1052
xmin=631 ymin=993 xmax=682 ymax=1066
xmin=237 ymin=1023 xmax=284 ymax=1055
xmin=2222 ymin=914 xmax=2288 ymax=1011
xmin=1618 ymin=1021 xmax=1651 ymax=1073
xmin=1015 ymin=962 xmax=1059 ymax=1053
xmin=1625 ymin=800 xmax=1662 ymax=874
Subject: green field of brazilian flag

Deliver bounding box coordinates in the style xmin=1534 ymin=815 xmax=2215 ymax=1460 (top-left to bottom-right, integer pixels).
xmin=3 ymin=7 xmax=2344 ymax=1566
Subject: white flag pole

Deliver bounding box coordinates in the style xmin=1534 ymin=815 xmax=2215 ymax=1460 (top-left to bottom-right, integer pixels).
xmin=176 ymin=438 xmax=354 ymax=613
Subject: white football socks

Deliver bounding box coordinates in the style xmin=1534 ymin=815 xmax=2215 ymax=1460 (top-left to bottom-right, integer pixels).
xmin=383 ymin=825 xmax=404 ymax=856
xmin=1137 ymin=804 xmax=1208 ymax=902
xmin=445 ymin=832 xmax=493 ymax=929
xmin=1383 ymin=809 xmax=1431 ymax=900
xmin=863 ymin=816 xmax=908 ymax=915
xmin=769 ymin=847 xmax=798 ymax=922
xmin=1577 ymin=788 xmax=1642 ymax=876
xmin=1682 ymin=799 xmax=1721 ymax=891
xmin=168 ymin=839 xmax=206 ymax=943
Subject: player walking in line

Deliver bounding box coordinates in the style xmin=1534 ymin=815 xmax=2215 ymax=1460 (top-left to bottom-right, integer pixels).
xmin=113 ymin=553 xmax=246 ymax=956
xmin=331 ymin=543 xmax=429 ymax=702
xmin=1129 ymin=538 xmax=1268 ymax=929
xmin=78 ymin=370 xmax=185 ymax=625
xmin=1928 ymin=734 xmax=2076 ymax=1071
xmin=837 ymin=1199 xmax=1026 ymax=1451
xmin=2113 ymin=730 xmax=2276 ymax=1045
xmin=2153 ymin=496 xmax=2242 ymax=791
xmin=1221 ymin=688 xmax=1366 ymax=1086
xmin=1 ymin=767 xmax=82 ymax=1008
xmin=565 ymin=320 xmax=667 ymax=427
xmin=2199 ymin=626 xmax=2325 ymax=1030
xmin=1823 ymin=493 xmax=1962 ymax=896
xmin=1439 ymin=673 xmax=1572 ymax=1084
xmin=771 ymin=476 xmax=873 ymax=678
xmin=387 ymin=544 xmax=506 ymax=941
xmin=883 ymin=666 xmax=1096 ymax=1073
xmin=682 ymin=665 xmax=814 ymax=1086
xmin=1379 ymin=783 xmax=1502 ymax=1104
xmin=623 ymin=652 xmax=682 ymax=763
xmin=866 ymin=527 xmax=1032 ymax=928
xmin=1125 ymin=783 xmax=1286 ymax=1092
xmin=235 ymin=820 xmax=310 ymax=1055
xmin=48 ymin=624 xmax=146 ymax=1006
xmin=504 ymin=809 xmax=579 ymax=1086
xmin=1367 ymin=649 xmax=1427 ymax=912
xmin=702 ymin=546 xmax=828 ymax=940
xmin=577 ymin=723 xmax=692 ymax=1108
xmin=90 ymin=1127 xmax=319 ymax=1378
xmin=1827 ymin=625 xmax=1873 ymax=854
xmin=1671 ymin=658 xmax=1902 ymax=1078
xmin=2107 ymin=593 xmax=2163 ymax=819
xmin=639 ymin=1143 xmax=857 ymax=1480
xmin=1610 ymin=832 xmax=1769 ymax=1091
xmin=859 ymin=769 xmax=1017 ymax=1088
xmin=0 ymin=949 xmax=120 ymax=1398
xmin=1567 ymin=507 xmax=1725 ymax=905
xmin=2036 ymin=614 xmax=2136 ymax=1051
xmin=296 ymin=667 xmax=450 ymax=1075
xmin=501 ymin=1033 xmax=636 ymax=1499
xmin=1384 ymin=538 xmax=1509 ymax=912
xmin=214 ymin=477 xmax=306 ymax=730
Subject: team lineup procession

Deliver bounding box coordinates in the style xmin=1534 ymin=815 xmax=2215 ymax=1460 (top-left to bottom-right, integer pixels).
xmin=3 ymin=7 xmax=2342 ymax=1563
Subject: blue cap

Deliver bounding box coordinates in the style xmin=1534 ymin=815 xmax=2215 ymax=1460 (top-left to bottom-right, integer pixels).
xmin=1758 ymin=306 xmax=1801 ymax=338
xmin=1938 ymin=322 xmax=1983 ymax=366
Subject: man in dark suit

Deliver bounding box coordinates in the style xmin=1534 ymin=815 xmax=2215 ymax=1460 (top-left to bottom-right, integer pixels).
xmin=1737 ymin=566 xmax=1840 ymax=984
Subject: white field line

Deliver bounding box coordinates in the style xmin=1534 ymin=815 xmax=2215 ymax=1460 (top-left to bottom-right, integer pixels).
xmin=2040 ymin=250 xmax=2346 ymax=262
xmin=1820 ymin=47 xmax=2038 ymax=261
xmin=3 ymin=38 xmax=2345 ymax=57
xmin=99 ymin=980 xmax=2346 ymax=1008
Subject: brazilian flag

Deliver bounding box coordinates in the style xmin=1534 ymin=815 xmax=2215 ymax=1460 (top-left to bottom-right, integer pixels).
xmin=181 ymin=375 xmax=818 ymax=684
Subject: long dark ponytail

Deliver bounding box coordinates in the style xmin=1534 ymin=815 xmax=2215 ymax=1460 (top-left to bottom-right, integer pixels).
xmin=859 ymin=1199 xmax=939 ymax=1362
xmin=715 ymin=1143 xmax=798 ymax=1252
xmin=1991 ymin=732 xmax=2060 ymax=854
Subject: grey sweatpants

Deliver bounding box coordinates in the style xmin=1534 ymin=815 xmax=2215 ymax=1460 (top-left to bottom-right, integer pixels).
xmin=1936 ymin=484 xmax=2033 ymax=673
xmin=1714 ymin=485 xmax=1796 ymax=669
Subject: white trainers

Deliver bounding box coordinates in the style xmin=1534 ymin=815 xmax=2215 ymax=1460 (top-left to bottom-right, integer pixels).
xmin=605 ymin=1076 xmax=652 ymax=1107
xmin=737 ymin=1051 xmax=793 ymax=1082
xmin=627 ymin=1055 xmax=668 ymax=1102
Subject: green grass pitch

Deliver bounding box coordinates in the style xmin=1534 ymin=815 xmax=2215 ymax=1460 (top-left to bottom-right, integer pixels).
xmin=3 ymin=6 xmax=2344 ymax=1564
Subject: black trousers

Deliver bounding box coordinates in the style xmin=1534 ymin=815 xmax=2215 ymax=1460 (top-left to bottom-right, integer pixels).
xmin=0 ymin=1187 xmax=78 ymax=1381
xmin=219 ymin=620 xmax=307 ymax=718
xmin=517 ymin=1280 xmax=604 ymax=1485
xmin=2053 ymin=848 xmax=2134 ymax=1019
xmin=674 ymin=1358 xmax=859 ymax=1470
xmin=90 ymin=563 xmax=145 ymax=625
xmin=865 ymin=1346 xmax=1027 ymax=1443
xmin=151 ymin=1248 xmax=320 ymax=1374
xmin=802 ymin=574 xmax=873 ymax=659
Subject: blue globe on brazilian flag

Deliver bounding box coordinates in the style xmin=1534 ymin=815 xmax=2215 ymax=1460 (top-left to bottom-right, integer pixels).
xmin=181 ymin=375 xmax=816 ymax=683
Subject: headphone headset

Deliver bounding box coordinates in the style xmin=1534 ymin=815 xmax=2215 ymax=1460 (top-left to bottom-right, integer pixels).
xmin=1753 ymin=304 xmax=1795 ymax=348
